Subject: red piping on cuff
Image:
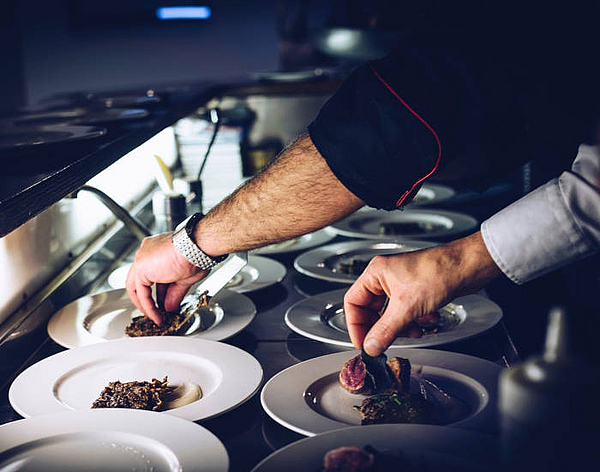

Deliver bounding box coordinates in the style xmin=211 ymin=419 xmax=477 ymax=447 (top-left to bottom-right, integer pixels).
xmin=369 ymin=64 xmax=442 ymax=207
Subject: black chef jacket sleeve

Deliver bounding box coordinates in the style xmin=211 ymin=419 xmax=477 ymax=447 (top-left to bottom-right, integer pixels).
xmin=308 ymin=53 xmax=441 ymax=210
xmin=308 ymin=46 xmax=535 ymax=210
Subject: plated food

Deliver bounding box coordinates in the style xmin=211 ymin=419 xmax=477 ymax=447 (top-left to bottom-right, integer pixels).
xmin=260 ymin=348 xmax=500 ymax=436
xmin=47 ymin=288 xmax=256 ymax=348
xmin=339 ymin=352 xmax=469 ymax=428
xmin=9 ymin=337 xmax=263 ymax=422
xmin=90 ymin=376 xmax=202 ymax=412
xmin=0 ymin=409 xmax=229 ymax=472
xmin=293 ymin=240 xmax=438 ymax=284
xmin=285 ymin=289 xmax=503 ymax=348
xmin=327 ymin=208 xmax=477 ymax=241
xmin=251 ymin=424 xmax=496 ymax=472
xmin=125 ymin=291 xmax=210 ymax=337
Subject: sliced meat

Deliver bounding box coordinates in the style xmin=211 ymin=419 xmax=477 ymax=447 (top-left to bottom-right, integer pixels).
xmin=340 ymin=353 xmax=413 ymax=396
xmin=386 ymin=357 xmax=411 ymax=392
xmin=339 ymin=351 xmax=399 ymax=395
xmin=415 ymin=310 xmax=441 ymax=327
xmin=398 ymin=321 xmax=424 ymax=338
xmin=339 ymin=355 xmax=372 ymax=394
xmin=323 ymin=446 xmax=375 ymax=472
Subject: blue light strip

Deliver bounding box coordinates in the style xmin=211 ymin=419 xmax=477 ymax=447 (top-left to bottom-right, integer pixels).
xmin=156 ymin=6 xmax=211 ymax=20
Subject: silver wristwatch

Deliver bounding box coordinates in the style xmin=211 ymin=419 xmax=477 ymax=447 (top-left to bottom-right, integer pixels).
xmin=172 ymin=213 xmax=228 ymax=269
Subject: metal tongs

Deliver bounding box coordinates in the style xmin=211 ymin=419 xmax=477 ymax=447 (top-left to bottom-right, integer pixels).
xmin=181 ymin=251 xmax=248 ymax=305
xmin=174 ymin=252 xmax=248 ymax=333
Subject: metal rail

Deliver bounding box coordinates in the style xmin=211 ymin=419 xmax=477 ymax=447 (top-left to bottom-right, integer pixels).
xmin=0 ymin=189 xmax=154 ymax=347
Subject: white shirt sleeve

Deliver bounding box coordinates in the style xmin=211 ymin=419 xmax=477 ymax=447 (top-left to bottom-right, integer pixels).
xmin=481 ymin=144 xmax=600 ymax=284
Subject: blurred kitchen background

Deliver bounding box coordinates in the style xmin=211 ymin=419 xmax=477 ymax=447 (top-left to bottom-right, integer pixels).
xmin=1 ymin=0 xmax=600 ymax=367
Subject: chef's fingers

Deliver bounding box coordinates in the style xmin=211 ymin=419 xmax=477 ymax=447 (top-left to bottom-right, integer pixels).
xmin=136 ymin=280 xmax=163 ymax=325
xmin=344 ymin=272 xmax=388 ymax=350
xmin=163 ymin=282 xmax=194 ymax=313
xmin=415 ymin=310 xmax=440 ymax=327
xmin=163 ymin=270 xmax=210 ymax=312
xmin=344 ymin=275 xmax=387 ymax=311
xmin=362 ymin=296 xmax=414 ymax=356
xmin=125 ymin=266 xmax=143 ymax=313
xmin=344 ymin=304 xmax=381 ymax=350
xmin=156 ymin=283 xmax=168 ymax=310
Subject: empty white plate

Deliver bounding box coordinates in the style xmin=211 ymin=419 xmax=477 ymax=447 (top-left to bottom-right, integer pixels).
xmin=0 ymin=409 xmax=228 ymax=471
xmin=251 ymin=228 xmax=336 ymax=255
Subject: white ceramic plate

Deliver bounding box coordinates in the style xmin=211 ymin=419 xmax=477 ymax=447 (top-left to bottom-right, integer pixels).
xmin=260 ymin=348 xmax=501 ymax=437
xmin=285 ymin=289 xmax=502 ymax=348
xmin=0 ymin=124 xmax=106 ymax=150
xmin=252 ymin=68 xmax=330 ymax=82
xmin=251 ymin=424 xmax=496 ymax=472
xmin=294 ymin=239 xmax=438 ymax=284
xmin=408 ymin=183 xmax=456 ymax=206
xmin=327 ymin=208 xmax=477 ymax=241
xmin=9 ymin=337 xmax=263 ymax=421
xmin=224 ymin=255 xmax=287 ymax=292
xmin=251 ymin=228 xmax=336 ymax=255
xmin=0 ymin=409 xmax=228 ymax=472
xmin=47 ymin=288 xmax=256 ymax=349
xmin=109 ymin=256 xmax=286 ymax=294
xmin=5 ymin=107 xmax=150 ymax=127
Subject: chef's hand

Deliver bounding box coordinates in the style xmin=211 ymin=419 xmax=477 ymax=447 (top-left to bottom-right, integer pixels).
xmin=126 ymin=233 xmax=209 ymax=325
xmin=344 ymin=231 xmax=502 ymax=356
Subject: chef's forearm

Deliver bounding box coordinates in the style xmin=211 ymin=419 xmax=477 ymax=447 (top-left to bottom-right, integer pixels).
xmin=193 ymin=132 xmax=364 ymax=256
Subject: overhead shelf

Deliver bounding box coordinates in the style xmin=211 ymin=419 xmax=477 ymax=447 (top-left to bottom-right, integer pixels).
xmin=0 ymin=83 xmax=225 ymax=237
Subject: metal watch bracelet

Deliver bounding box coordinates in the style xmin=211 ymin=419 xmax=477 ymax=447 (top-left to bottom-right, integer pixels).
xmin=172 ymin=215 xmax=227 ymax=270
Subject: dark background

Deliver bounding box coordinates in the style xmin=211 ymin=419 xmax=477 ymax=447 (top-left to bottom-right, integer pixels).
xmin=3 ymin=1 xmax=598 ymax=108
xmin=1 ymin=0 xmax=600 ymax=365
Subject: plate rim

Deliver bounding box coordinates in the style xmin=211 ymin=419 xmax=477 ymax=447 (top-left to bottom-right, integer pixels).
xmin=9 ymin=336 xmax=263 ymax=422
xmin=230 ymin=255 xmax=287 ymax=293
xmin=408 ymin=182 xmax=456 ymax=207
xmin=284 ymin=289 xmax=503 ymax=348
xmin=326 ymin=208 xmax=478 ymax=240
xmin=0 ymin=124 xmax=107 ymax=150
xmin=6 ymin=107 xmax=150 ymax=127
xmin=0 ymin=409 xmax=229 ymax=472
xmin=251 ymin=423 xmax=496 ymax=472
xmin=293 ymin=239 xmax=438 ymax=284
xmin=252 ymin=228 xmax=336 ymax=255
xmin=46 ymin=287 xmax=257 ymax=349
xmin=260 ymin=347 xmax=501 ymax=437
